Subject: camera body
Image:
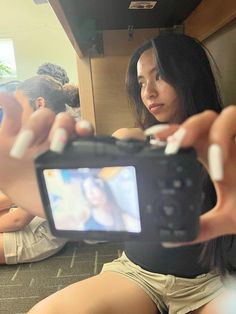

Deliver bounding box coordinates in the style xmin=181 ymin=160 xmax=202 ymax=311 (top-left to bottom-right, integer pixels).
xmin=35 ymin=136 xmax=202 ymax=243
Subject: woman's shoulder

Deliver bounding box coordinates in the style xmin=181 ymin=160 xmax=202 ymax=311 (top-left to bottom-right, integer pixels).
xmin=112 ymin=127 xmax=145 ymax=140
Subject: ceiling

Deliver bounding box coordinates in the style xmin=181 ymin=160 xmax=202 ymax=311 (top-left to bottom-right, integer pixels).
xmin=50 ymin=0 xmax=202 ymax=56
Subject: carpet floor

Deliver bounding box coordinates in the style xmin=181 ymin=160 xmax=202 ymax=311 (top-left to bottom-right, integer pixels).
xmin=0 ymin=241 xmax=124 ymax=314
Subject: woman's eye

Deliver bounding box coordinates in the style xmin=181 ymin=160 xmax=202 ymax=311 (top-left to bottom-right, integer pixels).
xmin=138 ymin=81 xmax=145 ymax=88
xmin=156 ymin=73 xmax=162 ymax=80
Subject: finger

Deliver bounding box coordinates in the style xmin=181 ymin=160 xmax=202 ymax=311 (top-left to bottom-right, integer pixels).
xmin=178 ymin=110 xmax=218 ymax=149
xmin=49 ymin=112 xmax=76 ymax=153
xmin=208 ymin=105 xmax=236 ymax=161
xmin=152 ymin=125 xmax=179 ymax=140
xmin=144 ymin=124 xmax=173 ymax=137
xmin=143 ymin=112 xmax=218 ymax=160
xmin=0 ymin=92 xmax=23 ymax=136
xmin=75 ymin=119 xmax=94 ymax=137
xmin=153 ymin=111 xmax=217 ymax=148
xmin=163 ymin=111 xmax=218 ymax=157
xmin=10 ymin=108 xmax=56 ymax=159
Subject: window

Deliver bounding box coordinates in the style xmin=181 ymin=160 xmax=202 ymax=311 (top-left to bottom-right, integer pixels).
xmin=0 ymin=39 xmax=17 ymax=78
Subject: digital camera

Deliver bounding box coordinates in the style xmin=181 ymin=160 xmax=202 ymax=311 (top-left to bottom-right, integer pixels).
xmin=34 ymin=136 xmax=202 ymax=243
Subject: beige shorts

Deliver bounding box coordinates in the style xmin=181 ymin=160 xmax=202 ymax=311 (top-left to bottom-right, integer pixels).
xmin=101 ymin=252 xmax=226 ymax=314
xmin=3 ymin=216 xmax=67 ymax=264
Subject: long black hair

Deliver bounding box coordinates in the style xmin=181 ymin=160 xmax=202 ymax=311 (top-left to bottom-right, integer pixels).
xmin=81 ymin=175 xmax=125 ymax=231
xmin=126 ymin=33 xmax=222 ymax=128
xmin=126 ymin=33 xmax=235 ymax=275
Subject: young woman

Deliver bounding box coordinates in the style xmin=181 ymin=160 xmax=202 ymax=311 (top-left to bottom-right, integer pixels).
xmin=80 ymin=174 xmax=140 ymax=232
xmin=0 ymin=34 xmax=235 ymax=313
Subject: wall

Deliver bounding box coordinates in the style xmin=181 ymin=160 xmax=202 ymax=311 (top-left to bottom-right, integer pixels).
xmin=204 ymin=19 xmax=236 ymax=106
xmin=0 ymin=0 xmax=78 ymax=83
xmin=91 ymin=56 xmax=132 ymax=135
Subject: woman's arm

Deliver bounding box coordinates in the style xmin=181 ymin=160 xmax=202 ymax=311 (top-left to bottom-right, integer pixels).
xmin=0 ymin=207 xmax=34 ymax=232
xmin=0 ymin=192 xmax=13 ymax=211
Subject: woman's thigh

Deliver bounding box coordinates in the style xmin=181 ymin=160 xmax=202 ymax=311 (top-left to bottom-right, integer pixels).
xmin=28 ymin=272 xmax=159 ymax=314
xmin=189 ymin=293 xmax=226 ymax=314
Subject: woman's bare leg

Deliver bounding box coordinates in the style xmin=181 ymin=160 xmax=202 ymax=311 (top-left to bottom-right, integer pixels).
xmin=189 ymin=293 xmax=227 ymax=314
xmin=28 ymin=272 xmax=158 ymax=314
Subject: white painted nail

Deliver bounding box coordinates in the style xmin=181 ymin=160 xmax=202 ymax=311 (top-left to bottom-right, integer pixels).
xmin=161 ymin=242 xmax=182 ymax=248
xmin=144 ymin=124 xmax=169 ymax=136
xmin=149 ymin=138 xmax=167 ymax=147
xmin=208 ymin=144 xmax=224 ymax=181
xmin=77 ymin=119 xmax=92 ymax=131
xmin=165 ymin=128 xmax=186 ymax=155
xmin=10 ymin=130 xmax=34 ymax=159
xmin=50 ymin=128 xmax=68 ymax=153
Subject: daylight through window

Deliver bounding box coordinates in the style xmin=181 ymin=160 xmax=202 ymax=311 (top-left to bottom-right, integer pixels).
xmin=0 ymin=39 xmax=17 ymax=78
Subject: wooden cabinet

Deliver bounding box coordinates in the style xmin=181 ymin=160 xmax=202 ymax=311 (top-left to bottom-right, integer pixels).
xmin=49 ymin=0 xmax=236 ymax=134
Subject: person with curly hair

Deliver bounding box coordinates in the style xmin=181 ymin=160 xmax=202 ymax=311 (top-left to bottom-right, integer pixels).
xmin=37 ymin=62 xmax=69 ymax=85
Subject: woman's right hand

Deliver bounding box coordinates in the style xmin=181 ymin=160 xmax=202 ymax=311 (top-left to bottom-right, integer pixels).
xmin=149 ymin=106 xmax=236 ymax=243
xmin=183 ymin=106 xmax=236 ymax=242
xmin=0 ymin=92 xmax=93 ymax=217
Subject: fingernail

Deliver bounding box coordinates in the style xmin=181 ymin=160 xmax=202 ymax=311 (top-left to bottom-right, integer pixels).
xmin=10 ymin=129 xmax=34 ymax=159
xmin=50 ymin=128 xmax=68 ymax=153
xmin=161 ymin=242 xmax=183 ymax=248
xmin=77 ymin=119 xmax=92 ymax=131
xmin=149 ymin=138 xmax=167 ymax=147
xmin=208 ymin=144 xmax=223 ymax=181
xmin=165 ymin=128 xmax=186 ymax=155
xmin=144 ymin=124 xmax=169 ymax=136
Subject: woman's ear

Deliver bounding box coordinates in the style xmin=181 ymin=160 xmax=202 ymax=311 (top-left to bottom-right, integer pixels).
xmin=35 ymin=97 xmax=46 ymax=109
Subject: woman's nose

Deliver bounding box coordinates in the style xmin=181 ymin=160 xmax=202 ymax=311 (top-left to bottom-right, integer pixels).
xmin=145 ymin=81 xmax=158 ymax=99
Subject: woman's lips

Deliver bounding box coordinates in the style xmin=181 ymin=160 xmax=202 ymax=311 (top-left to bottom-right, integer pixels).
xmin=148 ymin=103 xmax=164 ymax=114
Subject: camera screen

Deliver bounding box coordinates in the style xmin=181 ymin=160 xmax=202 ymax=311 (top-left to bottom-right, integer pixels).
xmin=43 ymin=166 xmax=141 ymax=233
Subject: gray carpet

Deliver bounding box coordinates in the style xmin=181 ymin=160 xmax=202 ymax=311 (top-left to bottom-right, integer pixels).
xmin=0 ymin=241 xmax=124 ymax=314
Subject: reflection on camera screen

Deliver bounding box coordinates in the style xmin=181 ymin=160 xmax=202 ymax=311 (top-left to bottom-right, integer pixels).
xmin=43 ymin=166 xmax=141 ymax=233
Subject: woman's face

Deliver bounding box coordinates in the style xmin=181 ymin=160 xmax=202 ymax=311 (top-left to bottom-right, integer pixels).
xmin=137 ymin=48 xmax=180 ymax=123
xmin=83 ymin=178 xmax=107 ymax=208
